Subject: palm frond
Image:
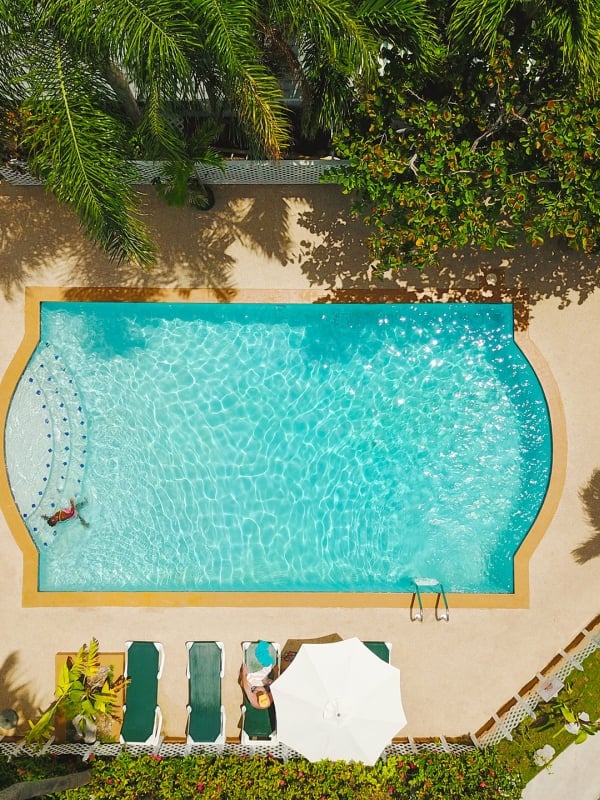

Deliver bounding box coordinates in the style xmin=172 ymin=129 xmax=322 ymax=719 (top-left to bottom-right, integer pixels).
xmin=65 ymin=647 xmax=86 ymax=681
xmin=356 ymin=0 xmax=441 ymax=70
xmin=187 ymin=119 xmax=224 ymax=163
xmin=229 ymin=65 xmax=292 ymax=157
xmin=296 ymin=38 xmax=359 ymax=136
xmin=193 ymin=0 xmax=291 ymax=156
xmin=86 ymin=638 xmax=101 ymax=673
xmin=40 ymin=0 xmax=199 ymax=97
xmin=0 ymin=2 xmax=37 ymax=106
xmin=135 ymin=82 xmax=187 ymax=160
xmin=447 ymin=0 xmax=515 ymax=53
xmin=538 ymin=0 xmax=600 ymax=92
xmin=276 ymin=0 xmax=380 ymax=78
xmin=24 ymin=42 xmax=155 ymax=266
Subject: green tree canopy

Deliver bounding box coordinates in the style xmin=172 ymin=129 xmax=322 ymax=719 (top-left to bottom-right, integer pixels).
xmin=447 ymin=0 xmax=600 ymax=96
xmin=0 ymin=0 xmax=436 ymax=266
xmin=327 ymin=16 xmax=600 ymax=272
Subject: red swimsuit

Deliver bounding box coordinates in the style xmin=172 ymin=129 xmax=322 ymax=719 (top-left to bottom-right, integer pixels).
xmin=55 ymin=504 xmax=76 ymax=522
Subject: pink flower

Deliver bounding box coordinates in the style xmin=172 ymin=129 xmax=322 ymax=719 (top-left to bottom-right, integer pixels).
xmin=197 ymin=782 xmax=204 ymax=792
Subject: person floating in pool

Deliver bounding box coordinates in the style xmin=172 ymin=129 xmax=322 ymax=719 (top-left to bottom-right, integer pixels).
xmin=43 ymin=498 xmax=89 ymax=528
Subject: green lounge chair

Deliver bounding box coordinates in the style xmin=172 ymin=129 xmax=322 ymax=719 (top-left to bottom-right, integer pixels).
xmin=185 ymin=641 xmax=225 ymax=749
xmin=240 ymin=640 xmax=279 ymax=745
xmin=363 ymin=641 xmax=392 ymax=664
xmin=120 ymin=641 xmax=164 ymax=750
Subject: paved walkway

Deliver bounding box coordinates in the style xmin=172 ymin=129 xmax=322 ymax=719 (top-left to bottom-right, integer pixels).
xmin=522 ymin=733 xmax=600 ymax=800
xmin=0 ymin=183 xmax=599 ymax=746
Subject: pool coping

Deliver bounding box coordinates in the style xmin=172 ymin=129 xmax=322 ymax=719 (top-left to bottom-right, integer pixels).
xmin=0 ymin=286 xmax=567 ymax=608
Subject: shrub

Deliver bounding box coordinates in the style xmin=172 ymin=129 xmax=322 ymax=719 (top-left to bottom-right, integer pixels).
xmin=32 ymin=748 xmax=526 ymax=800
xmin=327 ymin=40 xmax=600 ymax=273
xmin=0 ymin=753 xmax=87 ymax=788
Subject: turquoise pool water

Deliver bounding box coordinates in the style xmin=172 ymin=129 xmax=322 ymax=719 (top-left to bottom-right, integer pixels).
xmin=6 ymin=302 xmax=552 ymax=593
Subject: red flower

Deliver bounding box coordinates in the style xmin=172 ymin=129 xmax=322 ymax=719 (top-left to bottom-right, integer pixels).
xmin=480 ymin=781 xmax=486 ymax=788
xmin=197 ymin=782 xmax=204 ymax=791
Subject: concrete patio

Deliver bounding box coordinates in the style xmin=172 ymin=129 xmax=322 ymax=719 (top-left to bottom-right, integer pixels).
xmin=0 ymin=181 xmax=599 ymax=755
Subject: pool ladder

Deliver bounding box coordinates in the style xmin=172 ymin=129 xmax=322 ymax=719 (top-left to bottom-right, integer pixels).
xmin=410 ymin=579 xmax=450 ymax=622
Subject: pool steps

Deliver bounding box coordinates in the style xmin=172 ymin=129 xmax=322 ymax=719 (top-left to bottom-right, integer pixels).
xmin=15 ymin=343 xmax=87 ymax=546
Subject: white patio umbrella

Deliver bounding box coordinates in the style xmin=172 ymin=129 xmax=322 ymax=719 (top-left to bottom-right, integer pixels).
xmin=270 ymin=637 xmax=406 ymax=765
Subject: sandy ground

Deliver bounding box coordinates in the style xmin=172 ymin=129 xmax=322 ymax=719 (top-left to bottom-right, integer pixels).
xmin=0 ymin=182 xmax=599 ymax=743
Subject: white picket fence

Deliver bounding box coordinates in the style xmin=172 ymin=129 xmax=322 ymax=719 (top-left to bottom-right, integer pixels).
xmin=0 ymin=159 xmax=347 ymax=187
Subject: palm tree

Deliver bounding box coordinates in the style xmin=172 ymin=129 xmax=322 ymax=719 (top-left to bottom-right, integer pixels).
xmin=0 ymin=0 xmax=439 ymax=267
xmin=447 ymin=0 xmax=600 ymax=94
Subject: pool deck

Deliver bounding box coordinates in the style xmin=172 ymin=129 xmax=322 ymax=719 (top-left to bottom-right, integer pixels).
xmin=0 ymin=182 xmax=599 ymax=745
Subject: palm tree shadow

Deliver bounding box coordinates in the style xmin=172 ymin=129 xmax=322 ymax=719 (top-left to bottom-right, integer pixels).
xmin=572 ymin=469 xmax=600 ymax=564
xmin=0 ymin=184 xmax=295 ymax=298
xmin=0 ymin=652 xmax=40 ymax=735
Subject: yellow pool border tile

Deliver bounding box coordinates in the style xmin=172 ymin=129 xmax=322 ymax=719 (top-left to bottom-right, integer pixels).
xmin=0 ymin=286 xmax=566 ymax=608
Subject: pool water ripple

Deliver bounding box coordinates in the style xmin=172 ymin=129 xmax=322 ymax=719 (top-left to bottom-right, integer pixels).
xmin=6 ymin=302 xmax=552 ymax=593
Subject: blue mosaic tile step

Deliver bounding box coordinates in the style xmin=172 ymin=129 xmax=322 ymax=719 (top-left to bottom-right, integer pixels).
xmin=5 ymin=343 xmax=88 ymax=548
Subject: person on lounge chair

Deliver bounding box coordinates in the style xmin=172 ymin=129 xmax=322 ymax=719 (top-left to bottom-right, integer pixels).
xmin=239 ymin=640 xmax=277 ymax=710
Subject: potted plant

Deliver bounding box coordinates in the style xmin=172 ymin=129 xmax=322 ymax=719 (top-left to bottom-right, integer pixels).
xmin=27 ymin=638 xmax=127 ymax=746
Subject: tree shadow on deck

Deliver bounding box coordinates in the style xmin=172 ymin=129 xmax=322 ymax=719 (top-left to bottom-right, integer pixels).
xmin=0 ymin=184 xmax=297 ymax=299
xmin=0 ymin=652 xmax=40 ymax=736
xmin=2 ymin=181 xmax=599 ymax=310
xmin=572 ymin=469 xmax=600 ymax=564
xmin=295 ymin=195 xmax=600 ymax=311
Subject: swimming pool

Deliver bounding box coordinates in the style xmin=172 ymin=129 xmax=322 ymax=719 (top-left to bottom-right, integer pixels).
xmin=5 ymin=300 xmax=552 ymax=594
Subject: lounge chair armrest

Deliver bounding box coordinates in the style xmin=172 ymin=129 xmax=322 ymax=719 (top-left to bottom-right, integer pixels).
xmin=185 ymin=642 xmax=192 ymax=678
xmin=155 ymin=643 xmax=165 ymax=679
xmin=217 ymin=641 xmax=225 ymax=677
xmin=152 ymin=706 xmax=163 ymax=742
xmin=219 ymin=705 xmax=226 ymax=743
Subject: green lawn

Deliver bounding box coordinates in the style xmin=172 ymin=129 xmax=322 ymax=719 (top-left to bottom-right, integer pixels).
xmin=496 ymin=645 xmax=600 ymax=784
